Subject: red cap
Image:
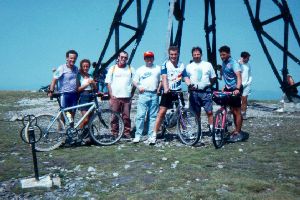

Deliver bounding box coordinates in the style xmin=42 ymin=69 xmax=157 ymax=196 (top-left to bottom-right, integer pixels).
xmin=144 ymin=51 xmax=154 ymax=58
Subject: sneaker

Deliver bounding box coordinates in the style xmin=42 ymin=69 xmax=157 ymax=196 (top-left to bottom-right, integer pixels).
xmin=133 ymin=137 xmax=141 ymax=143
xmin=214 ymin=134 xmax=222 ymax=141
xmin=146 ymin=136 xmax=156 ymax=145
xmin=227 ymin=133 xmax=243 ymax=143
xmin=122 ymin=133 xmax=132 ymax=141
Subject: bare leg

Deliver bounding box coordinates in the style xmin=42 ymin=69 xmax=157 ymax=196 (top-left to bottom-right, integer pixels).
xmin=153 ymin=106 xmax=168 ymax=133
xmin=232 ymin=107 xmax=242 ymax=133
xmin=241 ymin=96 xmax=248 ymax=113
xmin=80 ymin=110 xmax=89 ymax=129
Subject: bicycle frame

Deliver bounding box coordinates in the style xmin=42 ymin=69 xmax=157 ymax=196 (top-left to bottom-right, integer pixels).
xmin=56 ymin=102 xmax=97 ymax=129
xmin=51 ymin=92 xmax=102 ymax=130
xmin=164 ymin=92 xmax=185 ymax=130
xmin=217 ymin=108 xmax=229 ymax=131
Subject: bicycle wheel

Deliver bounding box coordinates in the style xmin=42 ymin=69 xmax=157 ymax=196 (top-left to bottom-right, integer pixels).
xmin=212 ymin=110 xmax=225 ymax=149
xmin=25 ymin=114 xmax=66 ymax=151
xmin=88 ymin=109 xmax=124 ymax=145
xmin=177 ymin=108 xmax=201 ymax=146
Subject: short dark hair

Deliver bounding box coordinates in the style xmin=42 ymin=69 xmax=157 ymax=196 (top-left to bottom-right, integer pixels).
xmin=66 ymin=50 xmax=78 ymax=58
xmin=241 ymin=51 xmax=251 ymax=58
xmin=218 ymin=45 xmax=230 ymax=53
xmin=191 ymin=46 xmax=202 ymax=54
xmin=119 ymin=50 xmax=128 ymax=57
xmin=79 ymin=59 xmax=91 ymax=74
xmin=168 ymin=46 xmax=179 ymax=53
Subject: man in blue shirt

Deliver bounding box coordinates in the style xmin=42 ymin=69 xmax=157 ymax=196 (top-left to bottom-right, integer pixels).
xmin=48 ymin=50 xmax=79 ymax=120
xmin=219 ymin=45 xmax=243 ymax=142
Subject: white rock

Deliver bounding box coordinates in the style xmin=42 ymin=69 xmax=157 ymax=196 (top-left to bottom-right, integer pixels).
xmin=239 ymin=148 xmax=243 ymax=152
xmin=162 ymin=157 xmax=168 ymax=161
xmin=294 ymin=151 xmax=298 ymax=154
xmin=217 ymin=164 xmax=224 ymax=169
xmin=113 ymin=172 xmax=119 ymax=177
xmin=74 ymin=165 xmax=81 ymax=171
xmin=88 ymin=167 xmax=96 ymax=172
xmin=124 ymin=164 xmax=130 ymax=169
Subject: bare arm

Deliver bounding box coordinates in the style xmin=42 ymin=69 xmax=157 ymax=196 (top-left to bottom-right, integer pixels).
xmin=107 ymin=83 xmax=113 ymax=98
xmin=234 ymin=71 xmax=242 ymax=95
xmin=133 ymin=81 xmax=144 ymax=94
xmin=161 ymin=74 xmax=169 ymax=93
xmin=48 ymin=78 xmax=57 ymax=97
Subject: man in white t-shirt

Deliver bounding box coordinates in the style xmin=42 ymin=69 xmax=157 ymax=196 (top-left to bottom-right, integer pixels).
xmin=239 ymin=51 xmax=252 ymax=120
xmin=184 ymin=47 xmax=216 ymax=134
xmin=105 ymin=51 xmax=136 ymax=138
xmin=151 ymin=46 xmax=187 ymax=144
xmin=132 ymin=51 xmax=161 ymax=143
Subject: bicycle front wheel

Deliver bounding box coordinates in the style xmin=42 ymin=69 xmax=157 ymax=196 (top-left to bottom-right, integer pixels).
xmin=177 ymin=108 xmax=201 ymax=146
xmin=212 ymin=110 xmax=225 ymax=149
xmin=88 ymin=109 xmax=124 ymax=145
xmin=25 ymin=114 xmax=66 ymax=151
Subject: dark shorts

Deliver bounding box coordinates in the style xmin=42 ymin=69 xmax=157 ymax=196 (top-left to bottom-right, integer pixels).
xmin=78 ymin=91 xmax=93 ymax=111
xmin=189 ymin=91 xmax=213 ymax=113
xmin=61 ymin=92 xmax=78 ymax=111
xmin=159 ymin=91 xmax=185 ymax=109
xmin=224 ymin=87 xmax=242 ymax=108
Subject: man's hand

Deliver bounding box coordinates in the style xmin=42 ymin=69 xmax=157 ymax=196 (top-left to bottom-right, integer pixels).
xmin=138 ymin=87 xmax=145 ymax=94
xmin=188 ymin=84 xmax=196 ymax=91
xmin=233 ymin=89 xmax=240 ymax=95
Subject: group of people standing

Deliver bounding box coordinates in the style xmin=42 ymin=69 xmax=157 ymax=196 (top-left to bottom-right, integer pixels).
xmin=47 ymin=45 xmax=252 ymax=145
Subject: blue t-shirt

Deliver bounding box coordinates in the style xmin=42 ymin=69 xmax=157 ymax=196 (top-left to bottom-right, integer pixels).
xmin=53 ymin=64 xmax=78 ymax=93
xmin=221 ymin=57 xmax=241 ymax=89
xmin=161 ymin=60 xmax=186 ymax=91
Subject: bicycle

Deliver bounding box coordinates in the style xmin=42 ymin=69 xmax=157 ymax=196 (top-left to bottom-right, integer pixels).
xmin=157 ymin=91 xmax=201 ymax=146
xmin=24 ymin=91 xmax=124 ymax=151
xmin=211 ymin=91 xmax=234 ymax=149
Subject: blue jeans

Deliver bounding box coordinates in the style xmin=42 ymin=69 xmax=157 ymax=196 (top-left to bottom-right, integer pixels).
xmin=135 ymin=91 xmax=159 ymax=138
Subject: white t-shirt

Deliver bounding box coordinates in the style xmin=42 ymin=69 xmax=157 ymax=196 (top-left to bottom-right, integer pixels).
xmin=133 ymin=65 xmax=161 ymax=92
xmin=185 ymin=61 xmax=216 ymax=89
xmin=105 ymin=64 xmax=135 ymax=98
xmin=161 ymin=60 xmax=185 ymax=91
xmin=240 ymin=62 xmax=252 ymax=87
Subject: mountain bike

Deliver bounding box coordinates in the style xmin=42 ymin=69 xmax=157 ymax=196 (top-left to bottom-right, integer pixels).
xmin=24 ymin=91 xmax=124 ymax=151
xmin=211 ymin=91 xmax=234 ymax=149
xmin=157 ymin=91 xmax=201 ymax=146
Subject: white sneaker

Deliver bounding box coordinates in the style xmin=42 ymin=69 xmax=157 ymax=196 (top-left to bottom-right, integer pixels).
xmin=133 ymin=137 xmax=140 ymax=143
xmin=214 ymin=134 xmax=221 ymax=141
xmin=147 ymin=136 xmax=156 ymax=145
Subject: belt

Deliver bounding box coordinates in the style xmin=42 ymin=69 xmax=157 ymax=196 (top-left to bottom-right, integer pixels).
xmin=81 ymin=90 xmax=93 ymax=94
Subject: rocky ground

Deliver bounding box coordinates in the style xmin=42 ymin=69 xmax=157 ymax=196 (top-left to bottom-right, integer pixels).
xmin=0 ymin=91 xmax=300 ymax=199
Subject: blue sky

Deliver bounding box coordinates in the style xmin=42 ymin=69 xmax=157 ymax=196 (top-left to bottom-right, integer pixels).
xmin=0 ymin=0 xmax=299 ymax=100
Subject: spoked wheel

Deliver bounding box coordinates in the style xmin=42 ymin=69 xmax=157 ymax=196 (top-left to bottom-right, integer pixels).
xmin=177 ymin=108 xmax=201 ymax=146
xmin=25 ymin=114 xmax=66 ymax=151
xmin=88 ymin=109 xmax=124 ymax=145
xmin=212 ymin=110 xmax=225 ymax=149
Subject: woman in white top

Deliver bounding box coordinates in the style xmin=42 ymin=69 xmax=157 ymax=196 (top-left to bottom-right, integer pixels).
xmin=77 ymin=59 xmax=97 ymax=130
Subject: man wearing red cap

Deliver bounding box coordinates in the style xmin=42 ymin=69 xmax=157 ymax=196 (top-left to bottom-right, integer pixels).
xmin=132 ymin=51 xmax=161 ymax=143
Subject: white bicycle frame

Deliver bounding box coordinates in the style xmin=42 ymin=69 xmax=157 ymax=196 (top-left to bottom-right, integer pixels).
xmin=52 ymin=101 xmax=97 ymax=130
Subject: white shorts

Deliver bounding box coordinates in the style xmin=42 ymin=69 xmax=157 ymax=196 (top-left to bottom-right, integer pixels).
xmin=242 ymin=85 xmax=251 ymax=96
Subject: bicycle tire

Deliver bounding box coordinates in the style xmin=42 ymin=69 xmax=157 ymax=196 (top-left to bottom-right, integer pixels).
xmin=177 ymin=108 xmax=201 ymax=146
xmin=25 ymin=114 xmax=66 ymax=151
xmin=212 ymin=110 xmax=225 ymax=149
xmin=88 ymin=109 xmax=124 ymax=145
